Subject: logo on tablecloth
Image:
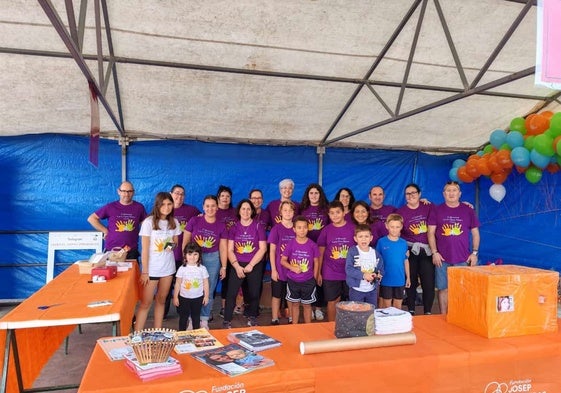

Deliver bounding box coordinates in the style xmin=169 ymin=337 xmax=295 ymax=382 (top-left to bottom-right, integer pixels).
xmin=483 ymin=379 xmax=540 ymax=393
xmin=179 ymin=382 xmax=247 ymax=393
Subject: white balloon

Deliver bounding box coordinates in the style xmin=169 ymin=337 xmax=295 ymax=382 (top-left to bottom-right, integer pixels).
xmin=489 ymin=184 xmax=506 ymax=203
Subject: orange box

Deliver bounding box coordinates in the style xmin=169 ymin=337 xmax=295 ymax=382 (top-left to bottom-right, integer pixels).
xmin=447 ymin=265 xmax=559 ymax=338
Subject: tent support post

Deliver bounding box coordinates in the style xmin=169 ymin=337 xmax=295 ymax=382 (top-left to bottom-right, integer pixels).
xmin=316 ymin=146 xmax=326 ymax=186
xmin=118 ymin=137 xmax=130 ymax=182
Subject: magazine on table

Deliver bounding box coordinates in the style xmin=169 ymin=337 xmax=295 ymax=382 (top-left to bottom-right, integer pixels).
xmin=191 ymin=343 xmax=275 ymax=377
xmin=174 ymin=328 xmax=224 ymax=354
xmin=124 ymin=353 xmax=182 ymax=381
xmin=124 ymin=352 xmax=181 ymax=371
xmin=97 ymin=336 xmax=134 ymax=361
xmin=226 ymin=329 xmax=282 ymax=352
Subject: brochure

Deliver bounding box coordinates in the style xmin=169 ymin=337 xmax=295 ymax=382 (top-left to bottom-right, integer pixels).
xmin=191 ymin=343 xmax=274 ymax=377
xmin=227 ymin=329 xmax=282 ymax=352
xmin=174 ymin=328 xmax=224 ymax=354
xmin=97 ymin=336 xmax=133 ymax=361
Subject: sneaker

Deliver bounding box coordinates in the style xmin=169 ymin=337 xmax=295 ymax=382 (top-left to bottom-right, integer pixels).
xmin=314 ymin=309 xmax=324 ymax=321
xmin=234 ymin=306 xmax=243 ymax=315
xmin=200 ymin=320 xmax=209 ymax=329
xmin=247 ymin=317 xmax=258 ymax=327
xmin=424 ymin=311 xmax=432 ymax=315
xmin=271 ymin=319 xmax=280 ymax=326
xmin=409 ymin=310 xmax=416 ymax=316
xmin=219 ymin=308 xmax=224 ymax=318
xmin=288 ymin=317 xmax=293 ymax=324
xmin=222 ymin=321 xmax=232 ymax=329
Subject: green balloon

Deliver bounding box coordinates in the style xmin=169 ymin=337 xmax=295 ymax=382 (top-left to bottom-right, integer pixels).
xmin=557 ymin=155 xmax=561 ymax=166
xmin=483 ymin=144 xmax=494 ymax=154
xmin=510 ymin=117 xmax=527 ymax=135
xmin=525 ymin=166 xmax=543 ymax=184
xmin=499 ymin=143 xmax=511 ymax=151
xmin=524 ymin=135 xmax=535 ymax=151
xmin=533 ymin=134 xmax=555 ymax=156
xmin=549 ymin=113 xmax=561 ymax=135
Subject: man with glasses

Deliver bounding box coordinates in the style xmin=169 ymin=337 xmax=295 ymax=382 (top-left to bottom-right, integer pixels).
xmin=87 ymin=181 xmax=147 ymax=259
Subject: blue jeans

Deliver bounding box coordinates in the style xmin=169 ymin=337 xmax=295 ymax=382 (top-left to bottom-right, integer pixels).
xmin=435 ymin=261 xmax=467 ymax=290
xmin=201 ymin=251 xmax=220 ymax=321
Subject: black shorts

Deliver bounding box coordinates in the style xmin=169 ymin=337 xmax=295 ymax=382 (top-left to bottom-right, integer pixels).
xmin=322 ymin=279 xmax=349 ymax=302
xmin=149 ymin=274 xmax=174 ymax=281
xmin=379 ymin=285 xmax=405 ymax=300
xmin=286 ymin=278 xmax=317 ymax=304
xmin=271 ymin=279 xmax=288 ymax=299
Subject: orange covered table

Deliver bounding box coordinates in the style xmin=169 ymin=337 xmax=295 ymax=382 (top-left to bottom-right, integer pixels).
xmin=0 ymin=263 xmax=139 ymax=393
xmin=78 ymin=316 xmax=561 ymax=393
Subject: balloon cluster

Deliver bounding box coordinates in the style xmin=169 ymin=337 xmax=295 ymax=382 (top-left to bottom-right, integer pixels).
xmin=449 ymin=111 xmax=561 ymax=202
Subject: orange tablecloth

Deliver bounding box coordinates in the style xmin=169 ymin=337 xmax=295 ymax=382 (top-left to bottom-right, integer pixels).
xmin=0 ymin=263 xmax=139 ymax=393
xmin=78 ymin=316 xmax=561 ymax=393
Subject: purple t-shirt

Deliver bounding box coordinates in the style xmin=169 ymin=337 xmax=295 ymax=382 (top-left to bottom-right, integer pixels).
xmin=267 ymin=223 xmax=296 ymax=281
xmin=216 ymin=207 xmax=237 ymax=231
xmin=228 ymin=220 xmax=267 ymax=263
xmin=186 ymin=215 xmax=227 ymax=254
xmin=95 ymin=200 xmax=147 ymax=251
xmin=255 ymin=209 xmax=271 ymax=230
xmin=317 ymin=220 xmax=356 ymax=281
xmin=300 ymin=205 xmax=329 ymax=242
xmin=370 ymin=204 xmax=396 ymax=237
xmin=396 ymin=203 xmax=434 ymax=244
xmin=266 ymin=200 xmax=300 ymax=227
xmin=282 ymin=238 xmax=319 ymax=283
xmin=428 ymin=203 xmax=480 ymax=264
xmin=173 ymin=204 xmax=201 ymax=260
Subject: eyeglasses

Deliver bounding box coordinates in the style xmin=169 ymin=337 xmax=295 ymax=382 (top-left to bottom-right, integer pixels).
xmin=119 ymin=189 xmax=134 ymax=193
xmin=405 ymin=191 xmax=419 ymax=196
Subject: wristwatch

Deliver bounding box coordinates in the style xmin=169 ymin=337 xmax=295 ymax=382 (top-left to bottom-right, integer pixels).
xmin=471 ymin=250 xmax=478 ymax=256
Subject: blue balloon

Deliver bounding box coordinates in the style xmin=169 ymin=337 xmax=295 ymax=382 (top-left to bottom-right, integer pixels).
xmin=510 ymin=146 xmax=530 ymax=167
xmin=452 ymin=159 xmax=466 ymax=168
xmin=505 ymin=131 xmax=524 ymax=149
xmin=530 ymin=149 xmax=550 ymax=169
xmin=490 ymin=129 xmax=507 ymax=149
xmin=449 ymin=167 xmax=459 ymax=182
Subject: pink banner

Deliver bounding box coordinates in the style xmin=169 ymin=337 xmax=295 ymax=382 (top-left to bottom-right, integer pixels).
xmin=537 ymin=0 xmax=561 ymax=88
xmin=89 ymin=82 xmax=100 ymax=167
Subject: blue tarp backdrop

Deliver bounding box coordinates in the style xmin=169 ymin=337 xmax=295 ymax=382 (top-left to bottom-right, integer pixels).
xmin=0 ymin=134 xmax=559 ymax=300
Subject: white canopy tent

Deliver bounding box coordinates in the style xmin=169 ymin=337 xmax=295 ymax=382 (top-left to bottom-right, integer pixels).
xmin=1 ymin=0 xmax=559 ymax=153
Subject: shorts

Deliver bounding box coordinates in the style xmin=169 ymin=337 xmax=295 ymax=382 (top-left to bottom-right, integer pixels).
xmin=271 ymin=279 xmax=288 ymax=299
xmin=286 ymin=278 xmax=317 ymax=304
xmin=149 ymin=273 xmax=174 ymax=281
xmin=322 ymin=279 xmax=349 ymax=302
xmin=379 ymin=285 xmax=405 ymax=300
xmin=436 ymin=261 xmax=468 ymax=290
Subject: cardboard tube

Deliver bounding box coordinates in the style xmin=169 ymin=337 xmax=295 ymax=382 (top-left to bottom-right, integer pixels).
xmin=299 ymin=332 xmax=416 ymax=355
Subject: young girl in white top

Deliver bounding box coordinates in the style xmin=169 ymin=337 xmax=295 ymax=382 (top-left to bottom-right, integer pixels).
xmin=174 ymin=241 xmax=210 ymax=330
xmin=136 ymin=192 xmax=182 ymax=331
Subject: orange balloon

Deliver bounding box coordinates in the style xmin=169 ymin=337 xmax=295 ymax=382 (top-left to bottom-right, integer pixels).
xmin=457 ymin=166 xmax=474 ymax=183
xmin=541 ymin=111 xmax=554 ymax=120
xmin=546 ymin=163 xmax=560 ymax=174
xmin=488 ymin=154 xmax=502 ymax=173
xmin=515 ymin=165 xmax=527 ymax=174
xmin=467 ymin=154 xmax=480 ymax=162
xmin=490 ymin=170 xmax=509 ymax=184
xmin=525 ymin=114 xmax=549 ymax=136
xmin=496 ymin=149 xmax=513 ymax=169
xmin=476 ymin=157 xmax=492 ymax=176
xmin=465 ymin=160 xmax=480 ymax=178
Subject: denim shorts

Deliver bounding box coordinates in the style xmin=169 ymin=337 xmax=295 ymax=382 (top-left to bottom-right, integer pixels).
xmin=435 ymin=261 xmax=468 ymax=290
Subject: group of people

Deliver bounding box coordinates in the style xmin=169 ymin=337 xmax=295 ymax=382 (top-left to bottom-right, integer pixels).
xmin=87 ymin=178 xmax=480 ymax=331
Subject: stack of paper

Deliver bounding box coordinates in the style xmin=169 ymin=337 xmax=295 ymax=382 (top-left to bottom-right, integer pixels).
xmin=373 ymin=307 xmax=413 ymax=335
xmin=124 ymin=353 xmax=182 ymax=382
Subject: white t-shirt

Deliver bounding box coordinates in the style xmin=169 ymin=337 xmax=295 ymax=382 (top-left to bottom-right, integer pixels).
xmin=176 ymin=264 xmax=209 ymax=299
xmin=139 ymin=217 xmax=181 ymax=277
xmin=356 ymin=248 xmax=379 ymax=292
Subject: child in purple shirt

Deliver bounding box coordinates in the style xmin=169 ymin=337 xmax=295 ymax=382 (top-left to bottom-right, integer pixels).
xmin=281 ymin=216 xmax=319 ymax=324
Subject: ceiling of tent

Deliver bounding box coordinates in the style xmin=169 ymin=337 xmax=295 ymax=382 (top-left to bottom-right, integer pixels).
xmin=1 ymin=0 xmax=560 ymax=153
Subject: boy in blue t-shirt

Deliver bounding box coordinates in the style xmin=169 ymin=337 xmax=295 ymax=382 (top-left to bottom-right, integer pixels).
xmin=376 ymin=214 xmax=410 ymax=309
